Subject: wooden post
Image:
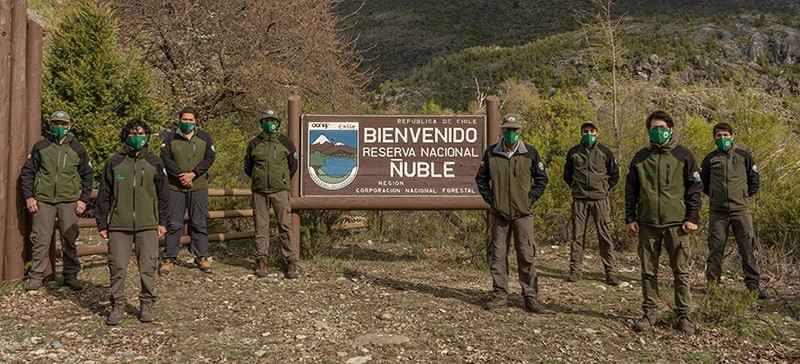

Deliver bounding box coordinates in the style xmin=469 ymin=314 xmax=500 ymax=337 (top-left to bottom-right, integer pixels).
xmin=0 ymin=0 xmax=13 ymax=280
xmin=483 ymin=96 xmax=500 ymax=263
xmin=24 ymin=21 xmax=43 ymax=275
xmin=2 ymin=0 xmax=28 ymax=282
xmin=287 ymin=95 xmax=302 ymax=259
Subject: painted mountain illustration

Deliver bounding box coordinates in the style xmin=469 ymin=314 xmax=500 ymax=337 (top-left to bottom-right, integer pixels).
xmin=310 ymin=135 xmax=356 ymax=155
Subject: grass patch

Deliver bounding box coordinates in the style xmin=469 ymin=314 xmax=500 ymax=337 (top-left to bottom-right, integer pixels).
xmin=683 ymin=351 xmax=718 ymax=363
xmin=697 ymin=283 xmax=778 ymax=340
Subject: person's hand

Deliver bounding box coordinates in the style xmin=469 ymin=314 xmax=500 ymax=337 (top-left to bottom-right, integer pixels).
xmin=157 ymin=225 xmax=167 ymax=238
xmin=179 ymin=172 xmax=196 ymax=187
xmin=26 ymin=197 xmax=38 ymax=213
xmin=75 ymin=200 xmax=86 ymax=215
xmin=627 ymin=221 xmax=639 ymax=234
xmin=99 ymin=230 xmax=108 ymax=239
xmin=682 ymin=221 xmax=698 ymax=234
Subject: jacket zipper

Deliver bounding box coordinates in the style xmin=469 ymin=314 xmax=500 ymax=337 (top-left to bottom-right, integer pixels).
xmin=657 ymin=154 xmax=662 ymax=225
xmin=133 ymin=158 xmax=137 ymax=230
xmin=52 ymin=147 xmax=63 ymax=203
xmin=724 ymin=153 xmax=730 ymax=211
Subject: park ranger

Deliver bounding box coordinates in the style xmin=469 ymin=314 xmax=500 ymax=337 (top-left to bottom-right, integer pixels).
xmin=700 ymin=122 xmax=765 ymax=299
xmin=625 ymin=110 xmax=702 ymax=335
xmin=475 ymin=114 xmax=548 ymax=314
xmin=21 ymin=111 xmax=93 ymax=291
xmin=563 ymin=121 xmax=620 ymax=285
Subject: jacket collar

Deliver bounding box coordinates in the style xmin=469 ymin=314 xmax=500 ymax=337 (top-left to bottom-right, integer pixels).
xmin=649 ymin=138 xmax=676 ymax=154
xmin=492 ymin=140 xmax=528 ymax=158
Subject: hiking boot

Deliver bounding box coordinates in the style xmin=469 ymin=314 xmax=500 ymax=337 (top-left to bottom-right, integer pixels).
xmin=254 ymin=258 xmax=267 ymax=278
xmin=285 ymin=261 xmax=299 ymax=279
xmin=524 ymin=297 xmax=546 ymax=314
xmin=106 ymin=302 xmax=125 ymax=326
xmin=634 ymin=314 xmax=656 ymax=332
xmin=605 ymin=275 xmax=621 ymax=286
xmin=139 ymin=300 xmax=154 ymax=323
xmin=484 ymin=295 xmax=507 ymax=310
xmin=677 ymin=316 xmax=696 ymax=335
xmin=25 ymin=278 xmax=43 ymax=292
xmin=747 ymin=284 xmax=767 ymax=300
xmin=196 ymin=257 xmax=212 ymax=273
xmin=158 ymin=259 xmax=174 ymax=277
xmin=63 ymin=275 xmax=84 ymax=291
xmin=566 ymin=271 xmax=581 ymax=282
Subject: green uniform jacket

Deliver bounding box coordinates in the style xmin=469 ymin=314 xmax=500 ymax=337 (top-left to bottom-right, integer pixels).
xmin=625 ymin=139 xmax=702 ymax=227
xmin=244 ymin=132 xmax=298 ymax=194
xmin=20 ymin=134 xmax=93 ymax=204
xmin=475 ymin=140 xmax=548 ymax=220
xmin=700 ymin=147 xmax=759 ymax=212
xmin=160 ymin=128 xmax=216 ymax=191
xmin=95 ymin=149 xmax=169 ymax=232
xmin=563 ymin=142 xmax=619 ymax=200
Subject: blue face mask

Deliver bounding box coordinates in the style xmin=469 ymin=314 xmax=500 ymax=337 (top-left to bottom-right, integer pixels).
xmin=648 ymin=127 xmax=671 ymax=144
xmin=502 ymin=129 xmax=521 ymax=144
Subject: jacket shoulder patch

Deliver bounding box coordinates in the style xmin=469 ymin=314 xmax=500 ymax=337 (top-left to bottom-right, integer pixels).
xmin=691 ymin=171 xmax=701 ymax=182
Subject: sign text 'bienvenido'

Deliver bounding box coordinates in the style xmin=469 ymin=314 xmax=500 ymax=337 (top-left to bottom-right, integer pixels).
xmin=301 ymin=115 xmax=486 ymax=197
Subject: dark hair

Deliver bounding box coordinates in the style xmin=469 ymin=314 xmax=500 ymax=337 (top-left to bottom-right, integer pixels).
xmin=646 ymin=110 xmax=674 ymax=129
xmin=179 ymin=106 xmax=198 ymax=120
xmin=712 ymin=122 xmax=734 ymax=136
xmin=119 ymin=118 xmax=152 ymax=144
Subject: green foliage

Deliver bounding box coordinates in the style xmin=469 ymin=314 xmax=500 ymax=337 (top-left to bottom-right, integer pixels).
xmin=421 ymin=99 xmax=452 ymax=115
xmin=299 ymin=211 xmax=355 ymax=259
xmin=42 ymin=0 xmax=165 ymax=170
xmin=517 ymin=90 xmax=596 ymax=243
xmin=198 ymin=115 xmax=251 ymax=211
xmin=697 ymin=284 xmax=777 ymax=339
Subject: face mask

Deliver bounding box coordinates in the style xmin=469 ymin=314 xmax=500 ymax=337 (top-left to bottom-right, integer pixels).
xmin=261 ymin=120 xmax=278 ymax=134
xmin=51 ymin=126 xmax=69 ymax=139
xmin=502 ymin=129 xmax=521 ymax=145
xmin=648 ymin=127 xmax=672 ymax=144
xmin=715 ymin=137 xmax=733 ymax=152
xmin=581 ymin=134 xmax=597 ymax=146
xmin=179 ymin=122 xmax=196 ymax=133
xmin=126 ymin=135 xmax=148 ymax=150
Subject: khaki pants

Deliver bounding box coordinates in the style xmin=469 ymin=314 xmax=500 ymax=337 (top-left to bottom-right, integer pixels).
xmin=705 ymin=209 xmax=760 ymax=287
xmin=107 ymin=230 xmax=159 ymax=303
xmin=28 ymin=201 xmax=80 ymax=280
xmin=252 ymin=190 xmax=297 ymax=263
xmin=489 ymin=213 xmax=538 ymax=298
xmin=638 ymin=224 xmax=692 ymax=317
xmin=569 ymin=198 xmax=617 ymax=276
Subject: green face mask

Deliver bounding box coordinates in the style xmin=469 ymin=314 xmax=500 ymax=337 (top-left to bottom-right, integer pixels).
xmin=51 ymin=126 xmax=69 ymax=139
xmin=126 ymin=135 xmax=148 ymax=150
xmin=179 ymin=122 xmax=196 ymax=133
xmin=502 ymin=129 xmax=521 ymax=144
xmin=581 ymin=133 xmax=597 ymax=146
xmin=261 ymin=120 xmax=278 ymax=134
xmin=648 ymin=127 xmax=672 ymax=144
xmin=715 ymin=137 xmax=733 ymax=151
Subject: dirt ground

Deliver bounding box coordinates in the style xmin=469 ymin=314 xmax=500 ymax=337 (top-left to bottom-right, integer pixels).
xmin=1 ymin=237 xmax=798 ymax=363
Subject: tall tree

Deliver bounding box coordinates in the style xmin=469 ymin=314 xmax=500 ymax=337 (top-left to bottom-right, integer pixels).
xmin=574 ymin=0 xmax=626 ymax=158
xmin=42 ymin=0 xmax=165 ymax=168
xmin=113 ymin=0 xmax=368 ymax=120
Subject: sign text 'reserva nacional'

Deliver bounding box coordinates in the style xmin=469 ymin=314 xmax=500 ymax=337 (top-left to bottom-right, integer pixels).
xmin=301 ymin=115 xmax=486 ymax=197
